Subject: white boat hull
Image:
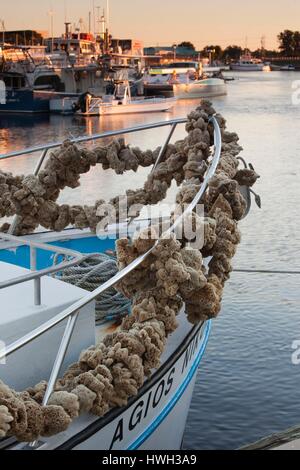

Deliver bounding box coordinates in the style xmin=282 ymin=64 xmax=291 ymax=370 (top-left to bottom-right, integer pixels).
xmin=230 ymin=64 xmax=264 ymax=71
xmin=6 ymin=318 xmax=210 ymax=451
xmin=80 ymin=98 xmax=176 ymax=116
xmin=173 ymin=79 xmax=227 ymax=100
xmin=48 ymin=321 xmax=210 ymax=450
xmin=50 ymin=97 xmax=78 ymax=114
xmin=280 ymin=66 xmax=296 ymax=71
xmin=0 ymin=226 xmax=211 ymax=451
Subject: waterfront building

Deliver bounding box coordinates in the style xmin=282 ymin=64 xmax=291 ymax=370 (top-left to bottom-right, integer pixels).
xmin=0 ymin=30 xmax=46 ymax=46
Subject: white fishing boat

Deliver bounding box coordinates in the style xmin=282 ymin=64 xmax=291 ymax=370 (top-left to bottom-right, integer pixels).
xmin=230 ymin=55 xmax=265 ymax=71
xmin=0 ymin=109 xmax=256 ymax=450
xmin=0 ymin=45 xmax=106 ymax=114
xmin=173 ymin=78 xmax=227 ymax=100
xmin=144 ymin=68 xmax=227 ymax=100
xmin=77 ymin=81 xmax=176 ymax=116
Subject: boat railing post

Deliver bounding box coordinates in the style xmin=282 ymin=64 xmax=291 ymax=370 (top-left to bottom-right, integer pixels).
xmin=33 ymin=148 xmax=48 ymax=176
xmin=8 ymin=148 xmax=49 ymax=235
xmin=30 ymin=245 xmax=41 ymax=306
xmin=151 ymin=122 xmax=178 ymax=173
xmin=29 ymin=310 xmax=80 ymax=448
xmin=126 ymin=121 xmax=178 ymax=227
xmin=42 ymin=311 xmax=80 ymax=405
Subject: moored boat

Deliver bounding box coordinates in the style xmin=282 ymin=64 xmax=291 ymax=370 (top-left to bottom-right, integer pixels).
xmin=0 ymin=73 xmax=50 ymax=113
xmin=0 ymin=106 xmax=258 ymax=450
xmin=230 ymin=54 xmax=265 ymax=71
xmin=144 ymin=67 xmax=227 ymax=100
xmin=173 ymin=77 xmax=227 ymax=99
xmin=0 ymin=44 xmax=108 ymax=114
xmin=76 ymin=81 xmax=176 ymax=116
xmin=0 ymin=228 xmax=211 ymax=450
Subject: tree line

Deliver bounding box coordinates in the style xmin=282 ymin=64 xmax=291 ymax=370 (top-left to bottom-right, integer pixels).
xmin=277 ymin=30 xmax=300 ymax=56
xmin=177 ymin=30 xmax=300 ymax=60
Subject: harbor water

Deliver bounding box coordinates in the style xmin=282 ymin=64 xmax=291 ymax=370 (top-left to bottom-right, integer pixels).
xmin=0 ymin=71 xmax=300 ymax=449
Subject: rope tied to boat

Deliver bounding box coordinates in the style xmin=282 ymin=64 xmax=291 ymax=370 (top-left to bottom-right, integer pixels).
xmin=53 ymin=253 xmax=131 ymax=323
xmin=233 ymin=268 xmax=300 ymax=275
xmin=0 ymin=101 xmax=260 ymax=442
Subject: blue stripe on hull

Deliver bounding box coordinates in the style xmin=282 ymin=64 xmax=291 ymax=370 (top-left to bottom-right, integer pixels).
xmin=127 ymin=320 xmax=212 ymax=450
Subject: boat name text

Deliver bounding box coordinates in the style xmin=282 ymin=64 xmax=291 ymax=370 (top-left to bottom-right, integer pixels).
xmin=182 ymin=330 xmax=201 ymax=374
xmin=109 ymin=367 xmax=175 ymax=450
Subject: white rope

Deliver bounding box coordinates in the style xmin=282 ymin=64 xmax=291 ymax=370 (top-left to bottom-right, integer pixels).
xmin=234 ymin=269 xmax=300 ymax=275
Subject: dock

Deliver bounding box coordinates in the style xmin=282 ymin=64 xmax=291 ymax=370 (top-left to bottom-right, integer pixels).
xmin=241 ymin=426 xmax=300 ymax=450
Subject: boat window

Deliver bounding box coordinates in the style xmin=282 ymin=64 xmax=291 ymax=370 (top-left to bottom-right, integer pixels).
xmin=169 ymin=62 xmax=193 ymax=68
xmin=34 ymin=75 xmax=64 ymax=92
xmin=3 ymin=76 xmax=12 ymax=88
xmin=2 ymin=76 xmax=26 ymax=89
xmin=12 ymin=77 xmax=20 ymax=88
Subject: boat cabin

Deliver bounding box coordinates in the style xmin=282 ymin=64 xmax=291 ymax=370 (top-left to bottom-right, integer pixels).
xmin=0 ymin=72 xmax=27 ymax=90
xmin=45 ymin=34 xmax=100 ymax=65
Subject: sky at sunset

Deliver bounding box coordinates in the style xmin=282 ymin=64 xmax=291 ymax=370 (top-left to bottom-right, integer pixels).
xmin=1 ymin=0 xmax=300 ymax=50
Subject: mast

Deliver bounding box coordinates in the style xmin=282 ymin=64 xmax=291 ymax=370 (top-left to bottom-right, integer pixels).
xmin=89 ymin=12 xmax=92 ymax=34
xmin=93 ymin=0 xmax=96 ymax=37
xmin=100 ymin=10 xmax=105 ymax=39
xmin=64 ymin=0 xmax=67 ymax=23
xmin=65 ymin=22 xmax=71 ymax=39
xmin=96 ymin=6 xmax=101 ymax=37
xmin=106 ymin=0 xmax=110 ymax=30
xmin=104 ymin=0 xmax=110 ymax=54
xmin=49 ymin=10 xmax=54 ymax=53
xmin=0 ymin=19 xmax=5 ymax=46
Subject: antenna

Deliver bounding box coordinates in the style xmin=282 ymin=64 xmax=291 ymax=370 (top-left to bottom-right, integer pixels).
xmin=79 ymin=17 xmax=85 ymax=33
xmin=106 ymin=0 xmax=110 ymax=30
xmin=64 ymin=0 xmax=68 ymax=23
xmin=96 ymin=5 xmax=101 ymax=36
xmin=93 ymin=0 xmax=96 ymax=36
xmin=100 ymin=9 xmax=105 ymax=40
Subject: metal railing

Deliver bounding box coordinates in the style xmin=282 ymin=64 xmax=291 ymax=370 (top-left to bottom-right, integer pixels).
xmin=0 ymin=118 xmax=186 ymax=235
xmin=0 ymin=233 xmax=89 ymax=306
xmin=86 ymin=97 xmax=103 ymax=114
xmin=0 ymin=116 xmax=222 ymax=447
xmin=0 ymin=118 xmax=187 ymax=161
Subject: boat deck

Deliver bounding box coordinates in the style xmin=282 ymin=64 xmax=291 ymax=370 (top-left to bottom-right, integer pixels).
xmin=0 ymin=261 xmax=95 ymax=391
xmin=241 ymin=425 xmax=300 ymax=450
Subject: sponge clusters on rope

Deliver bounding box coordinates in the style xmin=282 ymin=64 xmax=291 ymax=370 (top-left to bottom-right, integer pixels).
xmin=0 ymin=101 xmax=260 ymax=442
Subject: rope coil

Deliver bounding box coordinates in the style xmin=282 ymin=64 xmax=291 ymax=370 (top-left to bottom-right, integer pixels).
xmin=53 ymin=253 xmax=131 ymax=323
